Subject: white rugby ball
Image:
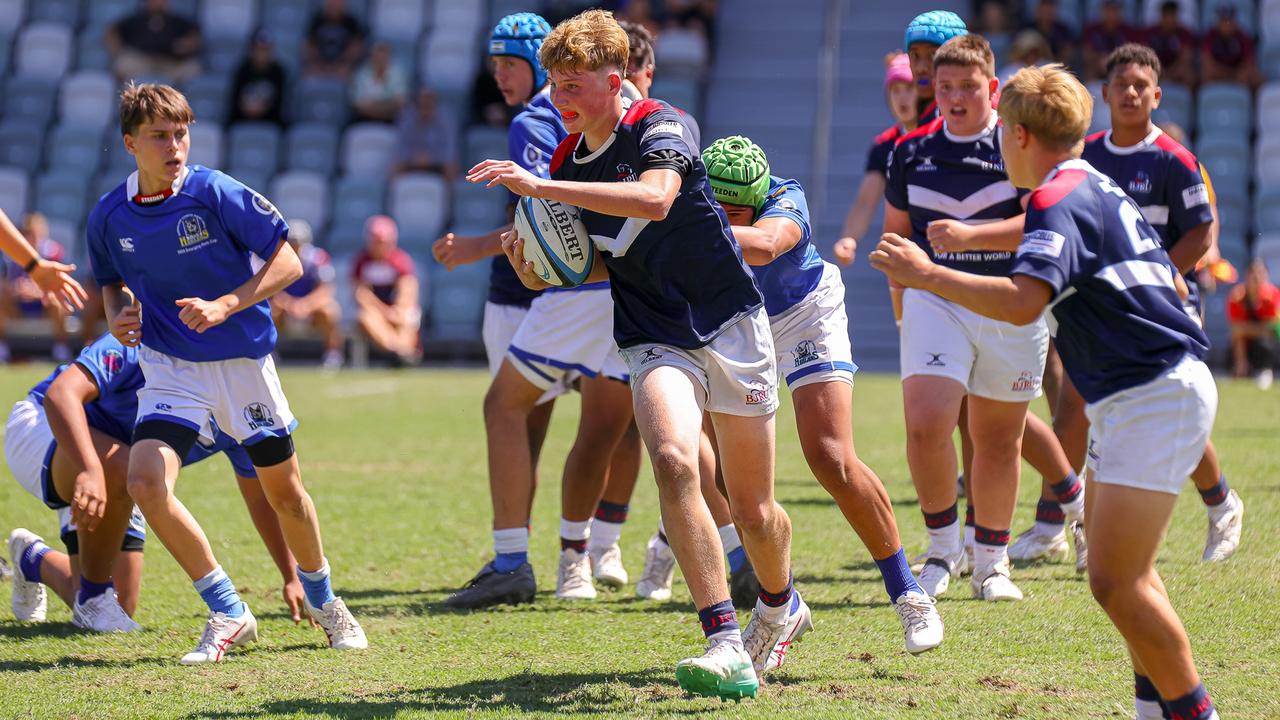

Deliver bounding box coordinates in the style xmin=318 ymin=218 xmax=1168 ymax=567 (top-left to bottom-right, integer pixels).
xmin=513 ymin=196 xmax=595 ymax=287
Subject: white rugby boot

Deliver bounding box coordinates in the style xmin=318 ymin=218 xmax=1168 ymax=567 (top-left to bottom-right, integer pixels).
xmin=676 ymin=638 xmax=759 ymax=700
xmin=916 ymin=546 xmax=967 ymax=598
xmin=893 ymin=590 xmax=944 ymax=654
xmin=306 ymin=596 xmax=367 ymax=649
xmin=1069 ymin=521 xmax=1088 ymax=574
xmin=180 ymin=606 xmax=258 ymax=664
xmin=635 ymin=533 xmax=675 ymax=601
xmin=1008 ymin=524 xmax=1069 ymax=563
xmin=971 ymin=561 xmax=1024 ymax=602
xmin=741 ymin=593 xmax=813 ymax=675
xmin=1202 ymin=490 xmax=1244 ymax=562
xmin=8 ymin=529 xmax=47 ymax=622
xmin=555 ymin=548 xmax=597 ymax=600
xmin=73 ymin=588 xmax=142 ymax=633
xmin=589 ymin=543 xmax=628 ymax=589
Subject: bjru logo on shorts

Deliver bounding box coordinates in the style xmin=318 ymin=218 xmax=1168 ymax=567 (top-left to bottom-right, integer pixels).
xmin=792 ymin=340 xmax=820 ymax=367
xmin=243 ymin=402 xmax=276 ymax=429
xmin=745 ymin=386 xmax=770 ymax=405
xmin=1011 ymin=371 xmax=1039 ymax=393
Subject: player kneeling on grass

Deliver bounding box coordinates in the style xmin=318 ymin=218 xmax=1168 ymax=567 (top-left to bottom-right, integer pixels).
xmin=873 ymin=64 xmax=1222 ymax=720
xmin=6 ymin=333 xmax=310 ymax=629
xmin=87 ymin=83 xmax=365 ymax=663
xmin=471 ymin=9 xmax=805 ymax=699
xmin=703 ymin=135 xmax=943 ymax=655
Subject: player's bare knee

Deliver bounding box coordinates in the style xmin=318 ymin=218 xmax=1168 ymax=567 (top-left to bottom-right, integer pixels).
xmin=731 ymin=501 xmax=773 ymax=536
xmin=649 ymin=442 xmax=697 ymax=487
xmin=126 ymin=470 xmax=168 ymax=506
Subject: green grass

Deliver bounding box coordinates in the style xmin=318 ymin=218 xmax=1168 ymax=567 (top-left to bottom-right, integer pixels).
xmin=0 ymin=367 xmax=1277 ymax=719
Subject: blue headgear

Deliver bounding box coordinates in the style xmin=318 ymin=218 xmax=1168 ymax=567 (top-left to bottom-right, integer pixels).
xmin=489 ymin=12 xmax=552 ymax=93
xmin=903 ymin=10 xmax=969 ymax=50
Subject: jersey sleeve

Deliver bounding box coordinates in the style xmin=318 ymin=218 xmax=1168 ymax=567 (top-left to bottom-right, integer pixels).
xmin=86 ymin=207 xmax=122 ymax=286
xmin=1010 ymin=202 xmax=1078 ymax=297
xmin=635 ymin=106 xmax=696 ymax=173
xmin=884 ymin=142 xmax=909 ymax=211
xmin=211 ymin=173 xmax=290 ymax=259
xmin=1165 ymin=155 xmax=1214 ymax=240
xmin=509 ymin=116 xmax=560 ymax=180
xmin=758 ymin=180 xmax=811 ymax=241
xmin=864 ymin=138 xmax=890 ymax=175
xmin=72 ymin=335 xmax=129 ymax=394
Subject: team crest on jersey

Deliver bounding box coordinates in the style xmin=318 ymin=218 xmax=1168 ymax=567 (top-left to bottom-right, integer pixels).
xmin=916 ymin=156 xmax=936 ymax=172
xmin=523 ymin=143 xmax=544 ymax=168
xmin=176 ymin=214 xmax=213 ymax=251
xmin=101 ymin=349 xmax=124 ymax=377
xmin=745 ymin=385 xmax=771 ymax=405
xmin=252 ymin=193 xmax=282 ymax=221
xmin=1011 ymin=371 xmax=1039 ymax=393
xmin=616 ymin=163 xmax=637 ymax=182
xmin=1128 ymin=171 xmax=1152 ymax=195
xmin=793 ymin=340 xmax=820 ymax=366
xmin=243 ymin=402 xmax=276 ymax=429
xmin=776 ymin=197 xmax=798 ymax=212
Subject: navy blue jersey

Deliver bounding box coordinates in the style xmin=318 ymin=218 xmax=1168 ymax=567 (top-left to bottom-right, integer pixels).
xmin=489 ymin=88 xmax=566 ymax=307
xmin=885 ymin=114 xmax=1025 ymax=276
xmin=549 ymin=99 xmax=763 ymax=349
xmin=87 ymin=166 xmax=288 ymax=362
xmin=865 ymin=125 xmax=904 ymax=175
xmin=1009 ymin=160 xmax=1208 ymax=403
xmin=752 ymin=176 xmax=822 ymax=316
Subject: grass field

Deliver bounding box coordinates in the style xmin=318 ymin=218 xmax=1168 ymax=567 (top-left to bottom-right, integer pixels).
xmin=0 ymin=366 xmax=1276 ymax=719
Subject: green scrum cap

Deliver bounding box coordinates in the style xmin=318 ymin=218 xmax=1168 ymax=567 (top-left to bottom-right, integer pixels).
xmin=703 ymin=135 xmax=771 ymax=211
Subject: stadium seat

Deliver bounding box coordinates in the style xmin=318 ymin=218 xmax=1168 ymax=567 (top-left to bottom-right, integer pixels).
xmin=1152 ymin=82 xmax=1191 ymax=132
xmin=285 ymin=123 xmax=340 ymax=175
xmin=93 ymin=171 xmax=123 ymax=202
xmin=434 ymin=2 xmax=484 ymax=34
xmin=14 ymin=22 xmax=73 ymax=81
xmin=201 ymin=0 xmax=256 ymax=41
xmin=259 ymin=0 xmax=313 ymax=37
xmin=0 ymin=166 xmax=30 ymax=220
xmin=1200 ymin=0 xmax=1256 ymax=34
xmin=1216 ymin=193 xmax=1248 ymax=242
xmin=462 ymin=126 xmax=506 ymax=166
xmin=1085 ymin=80 xmax=1109 ymax=133
xmin=389 ymin=172 xmax=448 ymax=247
xmin=1141 ymin=0 xmax=1196 ymax=30
xmin=59 ymin=71 xmax=118 ymax=130
xmin=34 ymin=170 xmax=91 ymax=224
xmin=270 ymin=171 xmax=329 ymax=233
xmin=230 ymin=169 xmax=272 ymax=196
xmin=0 ymin=121 xmax=46 ymax=174
xmin=46 ymin=123 xmax=108 ymax=172
xmin=420 ymin=29 xmax=477 ymax=93
xmin=341 ymin=123 xmax=398 ymax=178
xmin=1197 ymin=139 xmax=1250 ymax=199
xmin=1257 ymin=83 xmax=1280 ymax=140
xmin=168 ymin=0 xmax=198 ymax=19
xmin=427 ymin=261 xmax=486 ymax=340
xmin=187 ymin=122 xmax=225 ymax=170
xmin=1257 ymin=233 xmax=1280 ymax=278
xmin=650 ymin=78 xmax=700 ymax=117
xmin=86 ymin=0 xmax=133 ymax=28
xmin=1197 ymin=83 xmax=1253 ymax=134
xmin=294 ymin=77 xmax=349 ymax=126
xmin=29 ymin=0 xmax=82 ymax=26
xmin=332 ymin=176 xmax=387 ymax=231
xmin=0 ymin=0 xmax=23 ymax=36
xmin=1256 ymin=137 xmax=1280 ymax=189
xmin=488 ymin=0 xmax=528 ymax=26
xmin=76 ymin=25 xmax=111 ymax=72
xmin=1264 ymin=0 xmax=1280 ymax=42
xmin=204 ymin=34 xmax=248 ymax=76
xmin=655 ymin=27 xmax=709 ymax=79
xmin=183 ymin=75 xmax=231 ymax=125
xmin=1086 ymin=0 xmax=1141 ymax=23
xmin=227 ymin=122 xmax=282 ymax=178
xmin=45 ymin=216 xmax=79 ymax=263
xmin=324 ymin=217 xmax=368 ymax=255
xmin=1263 ymin=43 xmax=1280 ymax=82
xmin=342 ymin=0 xmax=371 ymax=22
xmin=1254 ymin=188 xmax=1280 ymax=233
xmin=104 ymin=133 xmax=136 ymax=174
xmin=450 ymin=178 xmax=507 ymax=234
xmin=371 ymin=0 xmax=428 ymax=44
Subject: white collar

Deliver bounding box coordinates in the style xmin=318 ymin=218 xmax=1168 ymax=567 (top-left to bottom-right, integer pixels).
xmin=1041 ymin=157 xmax=1096 ymax=186
xmin=1103 ymin=125 xmax=1162 ymax=155
xmin=943 ymin=111 xmax=999 ymax=143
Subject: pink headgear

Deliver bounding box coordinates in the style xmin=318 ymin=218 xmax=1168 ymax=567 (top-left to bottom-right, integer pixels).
xmin=884 ymin=53 xmax=912 ymax=91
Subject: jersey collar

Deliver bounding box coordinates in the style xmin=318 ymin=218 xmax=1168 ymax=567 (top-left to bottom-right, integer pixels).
xmin=943 ymin=111 xmax=999 ymax=143
xmin=1042 ymin=157 xmax=1095 ymax=186
xmin=127 ymin=165 xmax=190 ymax=205
xmin=573 ymin=97 xmax=631 ymax=165
xmin=1103 ymin=126 xmax=1162 ymax=155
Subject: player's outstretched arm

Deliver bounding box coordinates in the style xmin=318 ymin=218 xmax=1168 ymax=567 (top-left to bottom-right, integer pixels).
xmin=733 ymin=217 xmax=804 ymax=266
xmin=870 ymin=233 xmax=1051 ymax=326
xmin=835 ymin=173 xmax=888 ymax=265
xmin=43 ymin=366 xmax=107 ymax=532
xmin=103 ymin=284 xmax=141 ymax=347
xmin=0 ymin=209 xmax=87 ymax=312
xmin=234 ymin=474 xmax=313 ymax=626
xmin=432 ymin=224 xmax=513 ymax=271
xmin=468 ymin=159 xmax=681 ymax=221
xmin=176 ymin=238 xmax=303 ymax=333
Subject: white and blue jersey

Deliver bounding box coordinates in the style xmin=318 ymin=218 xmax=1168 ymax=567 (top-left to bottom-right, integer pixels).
xmin=87 ymin=166 xmax=289 ymax=362
xmin=750 ymin=176 xmax=823 ymax=316
xmin=549 ymin=99 xmax=763 ymax=350
xmin=885 ymin=113 xmax=1026 ymax=276
xmin=1010 ymin=159 xmax=1208 ymax=403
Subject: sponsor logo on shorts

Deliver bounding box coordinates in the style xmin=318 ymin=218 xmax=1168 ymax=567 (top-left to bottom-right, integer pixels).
xmin=639 ymin=348 xmax=664 ymax=364
xmin=155 ymin=403 xmax=172 ymax=411
xmin=1011 ymin=371 xmax=1039 ymax=393
xmin=793 ymin=340 xmax=820 ymax=367
xmin=243 ymin=402 xmax=276 ymax=429
xmin=101 ymin=350 xmax=124 ymax=377
xmin=925 ymin=352 xmax=946 ymax=367
xmin=745 ymin=386 xmax=770 ymax=405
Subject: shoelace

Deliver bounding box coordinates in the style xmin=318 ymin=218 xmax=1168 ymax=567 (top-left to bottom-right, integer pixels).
xmin=640 ymin=548 xmax=673 ymax=586
xmin=193 ymin=615 xmax=232 ymax=652
xmin=561 ymin=555 xmax=592 ymax=590
xmin=329 ymin=600 xmax=360 ymax=639
xmin=742 ymin=615 xmax=783 ymax=660
xmin=895 ymin=595 xmax=933 ymax=630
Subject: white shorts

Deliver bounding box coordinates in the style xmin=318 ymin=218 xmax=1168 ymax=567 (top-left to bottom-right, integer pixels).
xmin=770 ymin=263 xmax=857 ymax=391
xmin=900 ymin=288 xmax=1049 ymax=402
xmin=621 ymin=308 xmax=779 ymax=417
xmin=482 ymin=301 xmax=529 ymax=375
xmin=507 ymin=288 xmax=629 ymax=391
xmin=4 ymin=399 xmax=60 ymax=508
xmin=1085 ymin=356 xmax=1217 ymax=495
xmin=137 ymin=346 xmax=297 ymax=447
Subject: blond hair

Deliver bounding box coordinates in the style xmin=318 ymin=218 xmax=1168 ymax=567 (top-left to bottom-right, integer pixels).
xmin=119 ymin=82 xmax=194 ymax=136
xmin=540 ymin=9 xmax=629 ymax=74
xmin=933 ymin=34 xmax=996 ymax=79
xmin=997 ymin=64 xmax=1093 ymax=153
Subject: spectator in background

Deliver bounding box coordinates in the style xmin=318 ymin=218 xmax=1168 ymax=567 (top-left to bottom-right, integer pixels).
xmin=229 ymin=30 xmax=287 ymax=126
xmin=394 ymin=88 xmax=458 ymax=179
xmin=622 ymin=19 xmax=656 ymax=98
xmin=470 ymin=69 xmax=511 ymax=129
xmin=1228 ymin=260 xmax=1280 ymax=389
xmin=998 ymin=29 xmax=1052 ymax=84
xmin=105 ymin=0 xmax=202 ymax=85
xmin=975 ymin=0 xmax=1013 ymax=66
xmin=0 ymin=214 xmax=71 ymax=363
xmin=1201 ymin=4 xmax=1261 ymax=88
xmin=272 ymin=220 xmax=344 ymax=370
xmin=1146 ymin=0 xmax=1197 ymax=87
xmin=304 ymin=0 xmax=366 ymax=80
xmin=1022 ymin=0 xmax=1076 ymax=67
xmin=353 ymin=216 xmax=421 ymax=366
xmin=1082 ymin=0 xmax=1139 ymax=81
xmin=620 ymin=0 xmax=662 ymax=38
xmin=351 ymin=41 xmax=409 ymax=123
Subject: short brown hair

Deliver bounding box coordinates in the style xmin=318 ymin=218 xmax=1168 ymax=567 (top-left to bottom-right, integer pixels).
xmin=619 ymin=19 xmax=654 ymax=71
xmin=1104 ymin=43 xmax=1161 ymax=82
xmin=119 ymin=82 xmax=194 ymax=136
xmin=998 ymin=63 xmax=1093 ymax=153
xmin=540 ymin=9 xmax=630 ymax=74
xmin=932 ymin=34 xmax=996 ymax=79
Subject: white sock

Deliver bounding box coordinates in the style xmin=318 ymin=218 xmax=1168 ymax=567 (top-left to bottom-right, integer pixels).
xmin=658 ymin=516 xmax=667 ymax=537
xmin=1034 ymin=521 xmax=1065 ymax=536
xmin=754 ymin=598 xmax=791 ymax=623
xmin=560 ymin=518 xmax=590 ymax=544
xmin=963 ymin=524 xmax=975 ymax=550
xmin=717 ymin=524 xmax=742 ymax=556
xmin=973 ymin=541 xmax=1008 ymax=579
xmin=708 ymin=628 xmax=742 ymax=646
xmin=926 ymin=519 xmax=962 ymax=558
xmin=1062 ymin=496 xmax=1085 ymax=523
xmin=493 ymin=527 xmax=529 ymax=555
xmin=588 ymin=518 xmax=623 ymax=550
xmin=1134 ymin=699 xmax=1166 ymax=720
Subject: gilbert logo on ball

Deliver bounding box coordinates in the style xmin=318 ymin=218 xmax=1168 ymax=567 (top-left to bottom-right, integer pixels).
xmin=514 ymin=196 xmax=595 ymax=287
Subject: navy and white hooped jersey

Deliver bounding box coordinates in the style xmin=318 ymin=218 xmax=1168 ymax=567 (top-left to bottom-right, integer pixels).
xmin=1010 ymin=159 xmax=1208 ymax=404
xmin=87 ymin=166 xmax=288 ymax=362
xmin=549 ymin=98 xmax=763 ymax=350
xmin=865 ymin=125 xmax=905 ymax=175
xmin=490 ymin=88 xmax=567 ymax=307
xmin=886 ymin=113 xmax=1026 ymax=276
xmin=751 ymin=176 xmax=822 ymax=316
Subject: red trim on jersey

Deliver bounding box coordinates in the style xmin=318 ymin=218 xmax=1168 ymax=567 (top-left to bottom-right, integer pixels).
xmin=1153 ymin=132 xmax=1200 ymax=173
xmin=895 ymin=117 xmax=944 ymax=146
xmin=1085 ymin=130 xmax=1106 ymax=143
xmin=621 ymin=98 xmax=665 ymax=126
xmin=873 ymin=125 xmax=904 ymax=145
xmin=1030 ymin=169 xmax=1088 ymax=210
xmin=549 ymin=133 xmax=580 ymax=176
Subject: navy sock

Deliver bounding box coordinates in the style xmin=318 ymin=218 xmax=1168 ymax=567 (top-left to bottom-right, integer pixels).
xmin=1198 ymin=475 xmax=1229 ymax=507
xmin=77 ymin=577 xmax=113 ymax=605
xmin=560 ymin=537 xmax=587 ymax=553
xmin=1135 ymin=674 xmax=1171 ymax=718
xmin=698 ymin=599 xmax=739 ymax=640
xmin=974 ymin=525 xmax=1011 ymax=546
xmin=923 ymin=503 xmax=958 ymax=529
xmin=727 ymin=546 xmax=748 ymax=574
xmin=493 ymin=551 xmax=527 ymax=574
xmin=1051 ymin=472 xmax=1083 ymax=504
xmin=1164 ymin=683 xmax=1216 ymax=720
xmin=19 ymin=540 xmax=51 ymax=583
xmin=1036 ymin=499 xmax=1066 ymax=525
xmin=757 ymin=574 xmax=794 ymax=608
xmin=593 ymin=500 xmax=629 ymax=524
xmin=297 ymin=563 xmax=336 ymax=609
xmin=194 ymin=566 xmax=245 ymax=618
xmin=875 ymin=547 xmax=923 ymax=601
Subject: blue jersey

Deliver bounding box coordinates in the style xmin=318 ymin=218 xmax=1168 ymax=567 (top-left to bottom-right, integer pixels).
xmin=1009 ymin=160 xmax=1208 ymax=403
xmin=87 ymin=166 xmax=289 ymax=362
xmin=751 ymin=176 xmax=823 ymax=316
xmin=490 ymin=88 xmax=567 ymax=307
xmin=549 ymin=99 xmax=763 ymax=349
xmin=1081 ymin=128 xmax=1214 ymax=305
xmin=886 ymin=114 xmax=1026 ymax=276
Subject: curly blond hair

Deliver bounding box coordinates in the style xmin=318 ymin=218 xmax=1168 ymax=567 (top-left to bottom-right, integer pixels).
xmin=998 ymin=64 xmax=1093 ymax=153
xmin=540 ymin=9 xmax=629 ymax=74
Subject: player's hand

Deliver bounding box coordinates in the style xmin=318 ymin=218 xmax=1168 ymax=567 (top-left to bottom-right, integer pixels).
xmin=926 ymin=219 xmax=976 ymax=255
xmin=466 ymin=159 xmax=544 ymax=197
xmin=110 ymin=304 xmax=143 ymax=346
xmin=1173 ymin=272 xmax=1190 ymax=301
xmin=432 ymin=232 xmax=481 ymax=271
xmin=70 ymin=469 xmax=108 ymax=533
xmin=502 ymin=231 xmax=554 ymax=291
xmin=282 ymin=578 xmax=317 ymax=627
xmin=29 ymin=259 xmax=88 ymax=313
xmin=870 ymin=233 xmax=935 ymax=289
xmin=833 ymin=236 xmax=857 ymax=266
xmin=176 ymin=296 xmax=233 ymax=333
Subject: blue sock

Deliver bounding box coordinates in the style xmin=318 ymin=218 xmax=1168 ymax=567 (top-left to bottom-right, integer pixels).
xmin=726 ymin=546 xmax=748 ymax=574
xmin=77 ymin=577 xmax=113 ymax=605
xmin=875 ymin=547 xmax=923 ymax=602
xmin=493 ymin=552 xmax=527 ymax=574
xmin=193 ymin=566 xmax=245 ymax=617
xmin=1164 ymin=683 xmax=1216 ymax=720
xmin=698 ymin=599 xmax=739 ymax=640
xmin=19 ymin=540 xmax=51 ymax=583
xmin=493 ymin=528 xmax=529 ymax=573
xmin=297 ymin=563 xmax=336 ymax=608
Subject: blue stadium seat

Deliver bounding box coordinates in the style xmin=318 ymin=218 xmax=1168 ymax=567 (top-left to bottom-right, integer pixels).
xmin=371 ymin=0 xmax=427 ymax=44
xmin=271 ymin=171 xmax=330 ymax=233
xmin=1257 ymin=234 xmax=1280 ymax=278
xmin=204 ymin=35 xmax=248 ymax=76
xmin=488 ymin=0 xmax=528 ymax=26
xmin=15 ymin=21 xmax=73 ymax=81
xmin=0 ymin=166 xmax=30 ymax=220
xmin=285 ymin=122 xmax=340 ymax=175
xmin=0 ymin=0 xmax=24 ymax=36
xmin=1199 ymin=0 xmax=1255 ymax=34
xmin=0 ymin=121 xmax=46 ymax=174
xmin=1255 ymin=137 xmax=1280 ymax=189
xmin=341 ymin=123 xmax=398 ymax=178
xmin=93 ymin=171 xmax=123 ymax=202
xmin=434 ymin=2 xmax=483 ymax=36
xmin=34 ymin=170 xmax=91 ymax=224
xmin=1256 ymin=189 xmax=1280 ymax=233
xmin=259 ymin=0 xmax=313 ymax=38
xmin=450 ymin=178 xmax=507 ymax=234
xmin=227 ymin=122 xmax=282 ymax=178
xmin=294 ymin=77 xmax=349 ymax=126
xmin=655 ymin=27 xmax=709 ymax=80
xmin=201 ymin=0 xmax=257 ymax=41
xmin=104 ymin=133 xmax=136 ymax=174
xmin=59 ymin=71 xmax=117 ymax=130
xmin=86 ymin=0 xmax=134 ymax=26
xmin=332 ymin=176 xmax=386 ymax=231
xmin=420 ymin=29 xmax=477 ymax=93
xmin=168 ymin=0 xmax=198 ymax=19
xmin=230 ymin=169 xmax=272 ymax=196
xmin=76 ymin=25 xmax=111 ymax=71
xmin=389 ymin=172 xmax=448 ymax=248
xmin=45 ymin=123 xmax=108 ymax=173
xmin=1258 ymin=83 xmax=1280 ymax=139
xmin=0 ymin=32 xmax=11 ymax=80
xmin=1197 ymin=83 xmax=1253 ymax=134
xmin=3 ymin=75 xmax=58 ymax=126
xmin=427 ymin=261 xmax=486 ymax=341
xmin=1196 ymin=139 xmax=1250 ymax=199
xmin=1151 ymin=82 xmax=1191 ymax=132
xmin=324 ymin=217 xmax=368 ymax=255
xmin=462 ymin=126 xmax=506 ymax=167
xmin=187 ymin=122 xmax=225 ymax=170
xmin=183 ymin=75 xmax=231 ymax=125
xmin=650 ymin=78 xmax=700 ymax=117
xmin=1263 ymin=44 xmax=1280 ymax=83
xmin=29 ymin=0 xmax=82 ymax=27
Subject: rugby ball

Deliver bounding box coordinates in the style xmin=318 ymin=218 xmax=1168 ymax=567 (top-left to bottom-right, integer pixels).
xmin=513 ymin=196 xmax=595 ymax=287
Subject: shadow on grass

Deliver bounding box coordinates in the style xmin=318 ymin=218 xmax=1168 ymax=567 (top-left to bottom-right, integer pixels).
xmin=0 ymin=652 xmax=173 ymax=672
xmin=0 ymin=621 xmax=82 ymax=640
xmin=183 ymin=668 xmax=721 ymax=718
